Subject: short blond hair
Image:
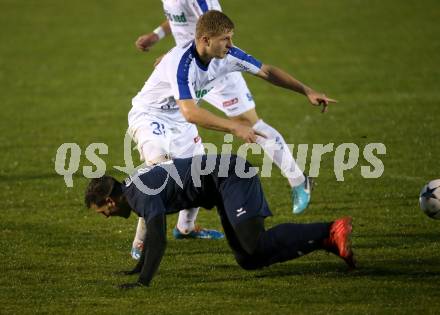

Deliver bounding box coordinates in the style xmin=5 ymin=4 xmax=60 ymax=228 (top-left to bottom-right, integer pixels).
xmin=196 ymin=10 xmax=234 ymax=39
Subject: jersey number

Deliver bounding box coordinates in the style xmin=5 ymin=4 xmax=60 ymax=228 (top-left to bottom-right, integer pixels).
xmin=151 ymin=122 xmax=166 ymax=135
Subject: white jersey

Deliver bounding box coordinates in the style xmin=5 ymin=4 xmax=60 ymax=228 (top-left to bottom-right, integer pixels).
xmin=162 ymin=0 xmax=222 ymax=46
xmin=130 ymin=41 xmax=262 ymax=126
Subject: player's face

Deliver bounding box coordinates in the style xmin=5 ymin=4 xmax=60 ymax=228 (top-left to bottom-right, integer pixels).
xmin=207 ymin=30 xmax=234 ymax=58
xmin=92 ymin=203 xmax=113 ymax=218
xmin=92 ymin=198 xmax=131 ymax=218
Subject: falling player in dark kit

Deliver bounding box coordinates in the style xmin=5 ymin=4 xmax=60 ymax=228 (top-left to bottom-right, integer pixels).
xmin=84 ymin=154 xmax=355 ymax=288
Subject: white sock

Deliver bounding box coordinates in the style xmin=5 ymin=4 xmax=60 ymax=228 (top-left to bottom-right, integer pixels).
xmin=176 ymin=208 xmax=199 ymax=234
xmin=132 ymin=217 xmax=147 ymax=247
xmin=253 ymin=119 xmax=305 ymax=187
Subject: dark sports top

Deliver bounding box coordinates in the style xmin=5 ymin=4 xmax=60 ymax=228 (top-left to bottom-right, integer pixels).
xmin=122 ymin=154 xmax=271 ymax=225
xmin=120 ymin=154 xmax=272 ymax=286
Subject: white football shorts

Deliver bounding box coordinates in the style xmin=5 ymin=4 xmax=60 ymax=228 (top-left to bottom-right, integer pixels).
xmin=203 ymin=72 xmax=256 ymax=117
xmin=128 ymin=108 xmax=205 ymax=165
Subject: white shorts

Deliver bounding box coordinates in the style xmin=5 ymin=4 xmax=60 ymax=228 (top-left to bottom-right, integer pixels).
xmin=128 ymin=108 xmax=205 ymax=164
xmin=203 ymin=72 xmax=256 ymax=117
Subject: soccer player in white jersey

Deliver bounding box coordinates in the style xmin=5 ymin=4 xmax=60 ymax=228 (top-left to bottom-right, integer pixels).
xmin=129 ymin=9 xmax=336 ymax=258
xmin=136 ymin=0 xmax=329 ymax=212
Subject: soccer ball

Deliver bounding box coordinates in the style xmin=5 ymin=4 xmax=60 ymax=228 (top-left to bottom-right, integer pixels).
xmin=419 ymin=179 xmax=440 ymax=219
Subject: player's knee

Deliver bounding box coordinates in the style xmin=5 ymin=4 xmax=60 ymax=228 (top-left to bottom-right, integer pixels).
xmin=140 ymin=143 xmax=169 ymax=165
xmin=234 ymin=253 xmax=262 ymax=270
xmin=240 ymin=242 xmax=258 ymax=257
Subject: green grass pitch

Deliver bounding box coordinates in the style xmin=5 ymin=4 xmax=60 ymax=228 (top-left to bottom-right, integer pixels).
xmin=1 ymin=0 xmax=440 ymax=313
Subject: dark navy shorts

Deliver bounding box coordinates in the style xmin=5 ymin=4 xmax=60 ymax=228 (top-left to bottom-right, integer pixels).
xmin=219 ymin=172 xmax=272 ymax=227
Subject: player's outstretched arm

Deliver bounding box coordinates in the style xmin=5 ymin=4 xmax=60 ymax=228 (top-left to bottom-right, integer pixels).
xmin=255 ymin=64 xmax=337 ymax=113
xmin=177 ymin=99 xmax=266 ymax=143
xmin=118 ymin=214 xmax=167 ymax=289
xmin=117 ymin=240 xmax=146 ymax=276
xmin=135 ymin=20 xmax=171 ymax=52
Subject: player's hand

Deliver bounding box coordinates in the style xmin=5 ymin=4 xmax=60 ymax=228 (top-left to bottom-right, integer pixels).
xmin=232 ymin=123 xmax=266 ymax=143
xmin=118 ymin=282 xmax=146 ymax=290
xmin=306 ymin=90 xmax=338 ymax=113
xmin=135 ymin=33 xmax=159 ymax=52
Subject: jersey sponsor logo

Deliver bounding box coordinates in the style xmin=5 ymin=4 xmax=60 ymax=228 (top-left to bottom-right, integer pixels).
xmin=246 ymin=93 xmax=253 ymax=101
xmin=222 ymin=97 xmax=239 ymax=108
xmin=164 ymin=10 xmax=187 ymax=23
xmin=194 ymin=135 xmax=201 ymax=143
xmin=195 ymin=89 xmax=209 ymax=99
xmin=236 ymin=207 xmax=247 ymax=217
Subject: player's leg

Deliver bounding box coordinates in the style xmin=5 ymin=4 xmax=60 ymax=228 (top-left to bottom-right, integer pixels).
xmin=204 ymin=73 xmax=311 ymax=214
xmin=248 ymin=114 xmax=312 ymax=215
xmin=218 ymin=165 xmax=355 ymax=269
xmin=230 ymin=215 xmax=355 ymax=270
xmin=169 ymin=122 xmax=224 ymax=240
xmin=235 ymin=217 xmax=330 ymax=266
xmin=230 ymin=108 xmax=306 ymax=188
xmin=215 ymin=203 xmax=262 ymax=269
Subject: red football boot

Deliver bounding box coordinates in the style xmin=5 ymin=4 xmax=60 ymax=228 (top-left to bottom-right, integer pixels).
xmin=322 ymin=216 xmax=356 ymax=269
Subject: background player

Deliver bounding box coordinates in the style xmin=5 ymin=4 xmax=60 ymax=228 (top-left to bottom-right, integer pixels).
xmin=84 ymin=154 xmax=355 ymax=288
xmin=129 ymin=10 xmax=336 ymax=259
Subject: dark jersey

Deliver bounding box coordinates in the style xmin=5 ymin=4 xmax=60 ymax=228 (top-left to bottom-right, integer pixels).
xmin=121 ymin=154 xmax=272 ymax=226
xmin=121 ymin=154 xmax=272 ymax=286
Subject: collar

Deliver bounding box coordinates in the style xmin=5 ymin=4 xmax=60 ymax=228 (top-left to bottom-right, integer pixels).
xmin=191 ymin=41 xmax=209 ymax=71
